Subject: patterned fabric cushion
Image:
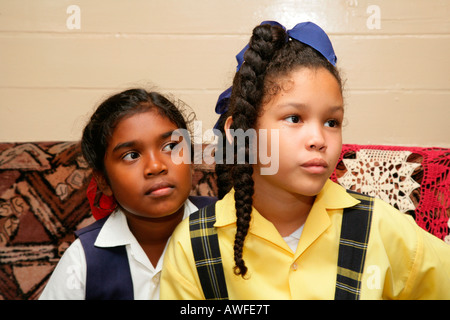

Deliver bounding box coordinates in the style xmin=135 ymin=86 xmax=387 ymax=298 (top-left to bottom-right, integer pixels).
xmin=0 ymin=142 xmax=448 ymax=299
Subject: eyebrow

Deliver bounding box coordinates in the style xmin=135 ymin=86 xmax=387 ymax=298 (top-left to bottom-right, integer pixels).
xmin=111 ymin=130 xmax=176 ymax=153
xmin=112 ymin=141 xmax=137 ymax=153
xmin=161 ymin=130 xmax=177 ymax=139
xmin=279 ymin=103 xmax=344 ymax=113
xmin=328 ymin=105 xmax=345 ymax=113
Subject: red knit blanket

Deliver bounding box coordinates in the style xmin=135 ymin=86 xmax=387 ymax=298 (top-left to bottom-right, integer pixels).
xmin=331 ymin=144 xmax=450 ymax=243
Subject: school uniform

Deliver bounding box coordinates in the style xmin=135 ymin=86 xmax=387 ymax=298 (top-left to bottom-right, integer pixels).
xmin=39 ymin=197 xmax=215 ymax=300
xmin=160 ymin=180 xmax=450 ymax=299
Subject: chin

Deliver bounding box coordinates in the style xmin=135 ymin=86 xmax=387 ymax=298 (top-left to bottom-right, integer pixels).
xmin=298 ymin=180 xmax=328 ymax=197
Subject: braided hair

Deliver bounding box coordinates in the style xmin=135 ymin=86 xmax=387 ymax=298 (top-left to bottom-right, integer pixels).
xmin=215 ymin=23 xmax=342 ymax=277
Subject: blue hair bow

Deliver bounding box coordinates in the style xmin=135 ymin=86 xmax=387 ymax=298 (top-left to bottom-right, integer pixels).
xmin=213 ymin=21 xmax=337 ymax=129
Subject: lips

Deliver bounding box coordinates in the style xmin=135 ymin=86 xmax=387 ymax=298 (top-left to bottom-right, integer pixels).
xmin=300 ymin=158 xmax=328 ymax=174
xmin=145 ymin=181 xmax=175 ymax=197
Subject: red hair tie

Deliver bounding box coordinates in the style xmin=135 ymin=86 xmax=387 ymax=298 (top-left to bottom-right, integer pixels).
xmin=86 ymin=177 xmax=117 ymax=220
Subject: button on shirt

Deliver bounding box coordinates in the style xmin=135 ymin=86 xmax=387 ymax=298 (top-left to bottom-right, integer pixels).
xmin=40 ymin=199 xmax=198 ymax=300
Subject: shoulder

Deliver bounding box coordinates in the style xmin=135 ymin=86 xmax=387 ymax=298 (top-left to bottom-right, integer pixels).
xmin=188 ymin=195 xmax=217 ymax=209
xmin=165 ymin=201 xmax=196 ymax=264
xmin=370 ymin=196 xmax=450 ymax=271
xmin=371 ymin=198 xmax=423 ymax=241
xmin=74 ymin=217 xmax=110 ymax=254
xmin=165 ymin=202 xmax=218 ymax=263
xmin=361 ymin=195 xmax=449 ymax=272
xmin=60 ymin=238 xmax=86 ymax=263
xmin=367 ymin=197 xmax=425 ymax=255
xmin=39 ymin=238 xmax=86 ymax=299
xmin=161 ymin=204 xmax=211 ymax=299
xmin=75 ymin=216 xmax=108 ymax=238
xmin=161 ymin=207 xmax=197 ymax=286
xmin=369 ymin=197 xmax=450 ymax=298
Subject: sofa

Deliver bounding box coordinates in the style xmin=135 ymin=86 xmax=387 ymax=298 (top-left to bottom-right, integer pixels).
xmin=0 ymin=141 xmax=448 ymax=300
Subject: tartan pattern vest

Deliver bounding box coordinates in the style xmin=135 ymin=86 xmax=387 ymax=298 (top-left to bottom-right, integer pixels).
xmin=189 ymin=190 xmax=374 ymax=300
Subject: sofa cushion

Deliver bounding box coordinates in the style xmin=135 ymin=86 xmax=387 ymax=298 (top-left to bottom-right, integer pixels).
xmin=0 ymin=141 xmax=448 ymax=299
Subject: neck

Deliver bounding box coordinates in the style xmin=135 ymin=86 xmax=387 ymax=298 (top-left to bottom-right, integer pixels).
xmin=122 ymin=205 xmax=185 ymax=267
xmin=252 ymin=178 xmax=315 ymax=237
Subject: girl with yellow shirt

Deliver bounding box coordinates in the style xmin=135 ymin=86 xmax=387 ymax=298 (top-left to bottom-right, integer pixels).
xmin=160 ymin=21 xmax=450 ymax=300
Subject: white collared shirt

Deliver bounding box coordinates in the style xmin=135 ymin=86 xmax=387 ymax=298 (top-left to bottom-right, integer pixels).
xmin=39 ymin=199 xmax=198 ymax=300
xmin=282 ymin=225 xmax=305 ymax=253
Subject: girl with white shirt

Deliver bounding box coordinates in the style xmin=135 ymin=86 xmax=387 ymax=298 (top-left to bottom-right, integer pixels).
xmin=40 ymin=88 xmax=215 ymax=299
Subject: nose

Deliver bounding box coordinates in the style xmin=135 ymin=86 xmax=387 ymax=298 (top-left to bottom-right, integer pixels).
xmin=305 ymin=124 xmax=326 ymax=152
xmin=144 ymin=153 xmax=168 ymax=177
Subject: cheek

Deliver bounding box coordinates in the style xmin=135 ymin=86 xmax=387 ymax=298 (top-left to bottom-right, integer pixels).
xmin=103 ymin=166 xmax=137 ymax=196
xmin=328 ymin=134 xmax=343 ymax=166
xmin=277 ymin=129 xmax=300 ymax=157
xmin=107 ymin=175 xmax=134 ymax=199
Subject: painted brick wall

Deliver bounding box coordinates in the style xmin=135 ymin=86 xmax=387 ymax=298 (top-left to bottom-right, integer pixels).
xmin=1 ymin=0 xmax=449 ymax=146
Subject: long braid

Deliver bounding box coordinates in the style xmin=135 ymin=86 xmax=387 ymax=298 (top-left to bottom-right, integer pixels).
xmin=216 ymin=22 xmax=342 ymax=278
xmin=227 ymin=24 xmax=286 ymax=276
xmin=215 ymin=120 xmax=232 ymax=199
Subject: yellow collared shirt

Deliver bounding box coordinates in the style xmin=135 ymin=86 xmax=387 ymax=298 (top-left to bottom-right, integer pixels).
xmin=161 ymin=180 xmax=450 ymax=299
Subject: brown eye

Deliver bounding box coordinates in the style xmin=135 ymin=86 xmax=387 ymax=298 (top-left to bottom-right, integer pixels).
xmin=162 ymin=142 xmax=179 ymax=152
xmin=325 ymin=119 xmax=340 ymax=128
xmin=285 ymin=115 xmax=301 ymax=123
xmin=123 ymin=151 xmax=140 ymax=161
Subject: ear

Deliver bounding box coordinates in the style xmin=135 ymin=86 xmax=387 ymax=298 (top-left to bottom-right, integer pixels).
xmin=92 ymin=170 xmax=113 ymax=197
xmin=224 ymin=116 xmax=234 ymax=145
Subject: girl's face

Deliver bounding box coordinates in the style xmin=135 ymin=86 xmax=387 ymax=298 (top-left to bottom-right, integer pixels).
xmin=98 ymin=109 xmax=192 ymax=219
xmin=254 ymin=67 xmax=343 ymax=199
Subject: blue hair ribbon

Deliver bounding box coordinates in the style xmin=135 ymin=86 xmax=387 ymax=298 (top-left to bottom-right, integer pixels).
xmin=213 ymin=21 xmax=337 ymax=130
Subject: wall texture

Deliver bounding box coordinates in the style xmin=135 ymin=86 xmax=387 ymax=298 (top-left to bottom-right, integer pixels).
xmin=1 ymin=0 xmax=449 ymax=147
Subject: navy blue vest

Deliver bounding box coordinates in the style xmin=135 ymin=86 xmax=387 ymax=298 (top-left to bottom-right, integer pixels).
xmin=75 ymin=196 xmax=217 ymax=300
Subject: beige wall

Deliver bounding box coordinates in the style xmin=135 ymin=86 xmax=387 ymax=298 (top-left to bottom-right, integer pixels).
xmin=1 ymin=0 xmax=449 ymax=147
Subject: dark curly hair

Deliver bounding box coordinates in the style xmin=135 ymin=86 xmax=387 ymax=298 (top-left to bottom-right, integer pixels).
xmin=81 ymin=88 xmax=193 ymax=178
xmin=215 ymin=24 xmax=343 ymax=277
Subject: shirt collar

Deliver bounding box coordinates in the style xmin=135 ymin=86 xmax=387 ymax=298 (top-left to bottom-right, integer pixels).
xmin=94 ymin=209 xmax=134 ymax=247
xmin=95 ymin=198 xmax=197 ymax=248
xmin=215 ymin=180 xmax=360 ymax=256
xmin=314 ymin=179 xmax=360 ymax=210
xmin=215 ymin=179 xmax=360 ymax=228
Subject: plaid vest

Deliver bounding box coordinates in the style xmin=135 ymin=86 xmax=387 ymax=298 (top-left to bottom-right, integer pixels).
xmin=189 ymin=190 xmax=374 ymax=300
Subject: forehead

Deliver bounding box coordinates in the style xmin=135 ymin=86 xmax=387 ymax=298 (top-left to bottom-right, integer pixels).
xmin=262 ymin=67 xmax=343 ymax=112
xmin=110 ymin=110 xmax=177 ymax=142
